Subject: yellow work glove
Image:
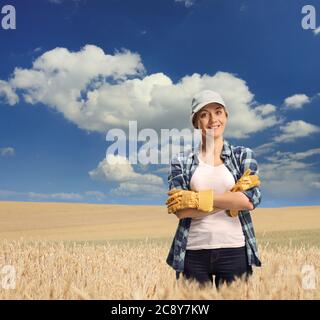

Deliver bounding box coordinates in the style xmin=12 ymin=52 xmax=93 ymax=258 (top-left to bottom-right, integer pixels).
xmin=228 ymin=169 xmax=261 ymax=217
xmin=166 ymin=188 xmax=214 ymax=214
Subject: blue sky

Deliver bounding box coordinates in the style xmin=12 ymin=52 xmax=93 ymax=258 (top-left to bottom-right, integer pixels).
xmin=0 ymin=0 xmax=319 ymax=207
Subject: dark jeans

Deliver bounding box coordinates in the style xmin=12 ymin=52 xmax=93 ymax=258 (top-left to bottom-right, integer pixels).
xmin=181 ymin=245 xmax=253 ymax=289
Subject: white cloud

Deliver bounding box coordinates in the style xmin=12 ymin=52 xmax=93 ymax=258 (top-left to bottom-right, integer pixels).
xmin=89 ymin=154 xmax=165 ymax=196
xmin=84 ymin=190 xmax=106 ymax=198
xmin=250 ymin=125 xmax=320 ymax=159
xmin=0 ymin=190 xmax=18 ymax=197
xmin=311 ymin=181 xmax=320 ymax=188
xmin=0 ymin=147 xmax=15 ymax=156
xmin=175 ymin=0 xmax=195 ymax=8
xmin=254 ymin=104 xmax=276 ymax=115
xmin=0 ymin=189 xmax=83 ymax=200
xmin=259 ymin=148 xmax=320 ymax=198
xmin=28 ymin=192 xmax=83 ymax=200
xmin=284 ymin=94 xmax=310 ymax=109
xmin=153 ymin=166 xmax=170 ymax=174
xmin=314 ymin=27 xmax=320 ymax=35
xmin=0 ymin=189 xmax=109 ymax=202
xmin=253 ymin=142 xmax=276 ymax=156
xmin=290 ymin=147 xmax=320 ymax=160
xmin=0 ymin=80 xmax=19 ymax=105
xmin=274 ymin=120 xmax=320 ymax=143
xmin=265 ymin=148 xmax=320 ymax=164
xmin=3 ymin=45 xmax=281 ymax=139
xmin=110 ymin=182 xmax=165 ymax=197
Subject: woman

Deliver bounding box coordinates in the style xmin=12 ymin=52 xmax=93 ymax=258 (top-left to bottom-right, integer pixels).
xmin=165 ymin=89 xmax=262 ymax=290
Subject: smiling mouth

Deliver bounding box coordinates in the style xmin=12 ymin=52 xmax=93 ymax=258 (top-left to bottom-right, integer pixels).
xmin=207 ymin=125 xmax=221 ymax=129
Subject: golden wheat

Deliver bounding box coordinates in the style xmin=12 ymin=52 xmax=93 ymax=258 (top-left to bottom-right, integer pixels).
xmin=0 ymin=238 xmax=319 ymax=300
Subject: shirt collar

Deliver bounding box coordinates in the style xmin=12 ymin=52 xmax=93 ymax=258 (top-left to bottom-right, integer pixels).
xmin=221 ymin=139 xmax=232 ymax=158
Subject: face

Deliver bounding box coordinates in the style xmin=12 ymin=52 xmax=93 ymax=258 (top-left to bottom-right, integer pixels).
xmin=194 ymin=103 xmax=228 ymax=139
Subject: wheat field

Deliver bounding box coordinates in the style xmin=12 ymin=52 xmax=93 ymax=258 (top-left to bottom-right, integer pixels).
xmin=0 ymin=201 xmax=319 ymax=299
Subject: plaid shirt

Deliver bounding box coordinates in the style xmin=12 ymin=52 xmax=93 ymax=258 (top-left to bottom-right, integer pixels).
xmin=166 ymin=139 xmax=262 ymax=280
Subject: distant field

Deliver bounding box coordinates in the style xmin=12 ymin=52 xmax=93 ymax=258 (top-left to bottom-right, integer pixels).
xmin=0 ymin=201 xmax=319 ymax=243
xmin=38 ymin=228 xmax=319 ymax=250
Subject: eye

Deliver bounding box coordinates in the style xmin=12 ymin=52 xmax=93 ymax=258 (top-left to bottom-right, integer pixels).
xmin=216 ymin=110 xmax=222 ymax=115
xmin=200 ymin=112 xmax=208 ymax=118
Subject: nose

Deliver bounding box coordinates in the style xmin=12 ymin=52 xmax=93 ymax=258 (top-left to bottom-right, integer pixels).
xmin=208 ymin=113 xmax=219 ymax=124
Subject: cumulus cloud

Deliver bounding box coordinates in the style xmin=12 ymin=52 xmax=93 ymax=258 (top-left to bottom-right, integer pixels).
xmin=284 ymin=94 xmax=310 ymax=109
xmin=314 ymin=27 xmax=320 ymax=35
xmin=89 ymin=154 xmax=165 ymax=196
xmin=290 ymin=147 xmax=320 ymax=160
xmin=0 ymin=147 xmax=15 ymax=156
xmin=3 ymin=45 xmax=281 ymax=139
xmin=5 ymin=45 xmax=312 ymax=198
xmin=274 ymin=120 xmax=320 ymax=143
xmin=28 ymin=192 xmax=83 ymax=200
xmin=0 ymin=189 xmax=83 ymax=200
xmin=250 ymin=120 xmax=320 ymax=156
xmin=175 ymin=0 xmax=195 ymax=8
xmin=110 ymin=182 xmax=165 ymax=197
xmin=259 ymin=148 xmax=320 ymax=198
xmin=84 ymin=190 xmax=106 ymax=199
xmin=0 ymin=80 xmax=19 ymax=105
xmin=311 ymin=181 xmax=320 ymax=188
xmin=33 ymin=47 xmax=42 ymax=53
xmin=253 ymin=142 xmax=276 ymax=157
xmin=254 ymin=104 xmax=276 ymax=116
xmin=0 ymin=189 xmax=109 ymax=202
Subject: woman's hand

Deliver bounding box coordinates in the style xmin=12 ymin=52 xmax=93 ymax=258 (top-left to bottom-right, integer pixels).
xmin=166 ymin=188 xmax=214 ymax=214
xmin=230 ymin=169 xmax=260 ymax=192
xmin=228 ymin=169 xmax=261 ymax=217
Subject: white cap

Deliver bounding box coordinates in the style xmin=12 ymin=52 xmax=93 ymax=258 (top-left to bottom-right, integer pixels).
xmin=190 ymin=90 xmax=228 ymax=128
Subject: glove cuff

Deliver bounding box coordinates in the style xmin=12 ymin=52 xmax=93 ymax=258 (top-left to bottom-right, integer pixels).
xmin=198 ymin=189 xmax=214 ymax=212
xmin=228 ymin=209 xmax=239 ymax=217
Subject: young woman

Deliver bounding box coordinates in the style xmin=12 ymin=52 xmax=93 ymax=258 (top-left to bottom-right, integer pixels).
xmin=165 ymin=90 xmax=262 ymax=290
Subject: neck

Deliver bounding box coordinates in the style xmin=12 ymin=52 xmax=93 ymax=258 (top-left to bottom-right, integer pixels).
xmin=200 ymin=135 xmax=224 ymax=163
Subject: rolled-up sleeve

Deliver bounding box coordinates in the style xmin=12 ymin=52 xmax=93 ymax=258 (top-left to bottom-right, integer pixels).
xmin=240 ymin=148 xmax=262 ymax=210
xmin=168 ymin=154 xmax=188 ymax=191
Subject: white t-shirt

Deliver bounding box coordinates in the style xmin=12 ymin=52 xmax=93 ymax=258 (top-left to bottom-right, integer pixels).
xmin=186 ymin=157 xmax=245 ymax=250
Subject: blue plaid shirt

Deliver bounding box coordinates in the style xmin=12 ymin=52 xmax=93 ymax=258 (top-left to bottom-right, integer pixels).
xmin=166 ymin=139 xmax=262 ymax=280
